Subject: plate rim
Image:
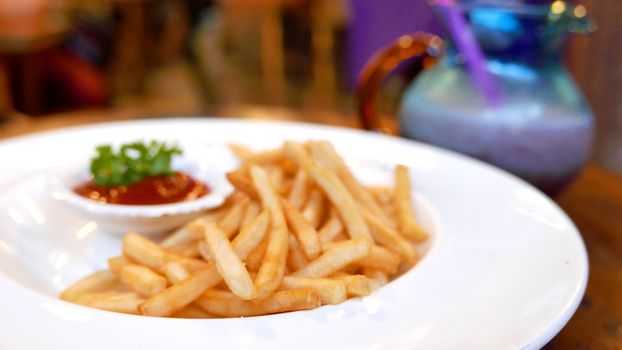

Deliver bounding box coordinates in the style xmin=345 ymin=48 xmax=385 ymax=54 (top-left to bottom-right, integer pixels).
xmin=0 ymin=117 xmax=589 ymax=349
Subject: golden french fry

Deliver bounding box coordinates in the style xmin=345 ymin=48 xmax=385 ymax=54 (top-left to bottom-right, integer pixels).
xmin=250 ymin=165 xmax=289 ymax=299
xmin=245 ymin=236 xmax=268 ymax=273
xmin=197 ymin=240 xmax=212 ymax=262
xmin=309 ymin=141 xmax=394 ymax=227
xmin=159 ymin=221 xmax=203 ymax=249
xmin=395 ymin=165 xmax=428 ymax=242
xmin=75 ymin=291 xmax=144 ymax=314
xmin=195 ymin=289 xmax=321 ymax=317
xmin=332 ymin=231 xmax=348 ymax=242
xmin=364 ymin=209 xmax=418 ymax=263
xmin=280 ymin=178 xmax=294 ymax=198
xmin=231 ymin=209 xmax=271 ymax=259
xmin=367 ymin=186 xmax=394 ymax=207
xmin=162 ymin=261 xmax=190 ymax=284
xmin=198 ymin=208 xmax=269 ymax=263
xmin=322 ymin=242 xmax=401 ymax=274
xmin=318 ymin=214 xmax=344 ymax=245
xmin=281 ymin=276 xmax=346 ymax=305
xmin=160 ymin=204 xmax=232 ymax=255
xmin=171 ymin=304 xmax=218 ymax=319
xmin=203 ymin=205 xmax=232 ymax=222
xmin=226 ymin=170 xmax=260 ymax=200
xmin=293 ymin=237 xmax=371 ymax=278
xmin=302 ymin=189 xmax=325 ymax=229
xmin=366 ymin=186 xmax=397 ymax=224
xmin=333 ymin=263 xmax=360 ymax=275
xmin=331 ymin=274 xmax=371 ymax=297
xmin=241 ymin=201 xmax=262 ymax=228
xmin=219 ymin=195 xmax=250 ymax=238
xmin=119 ymin=264 xmax=168 ymax=297
xmin=229 ymin=143 xmax=255 ymax=160
xmin=60 ymin=270 xmax=119 ymax=302
xmin=108 ymin=255 xmax=130 ymax=275
xmin=288 ymin=169 xmax=309 ymax=209
xmin=123 ymin=232 xmax=169 ymax=271
xmin=178 ymin=257 xmax=211 ymax=272
xmin=284 ymin=142 xmax=372 ymax=241
xmin=243 ymin=147 xmax=285 ymax=165
xmin=198 ymin=209 xmax=270 ymax=263
xmin=362 ymin=267 xmax=389 ymax=290
xmin=267 ymin=166 xmax=285 ymax=194
xmin=162 ymin=241 xmax=194 ymax=255
xmin=355 ymin=245 xmax=401 ymax=275
xmin=280 ymin=198 xmax=322 ymax=260
xmin=179 ymin=242 xmax=201 ymax=258
xmin=202 ymin=221 xmax=257 ymax=300
xmin=228 ymin=145 xmax=285 ymax=165
xmin=139 ymin=267 xmax=222 ymax=317
xmin=287 ymin=234 xmax=309 ymax=272
xmin=160 ymin=204 xmax=232 ymax=251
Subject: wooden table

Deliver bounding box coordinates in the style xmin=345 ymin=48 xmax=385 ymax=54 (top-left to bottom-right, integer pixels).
xmin=0 ymin=110 xmax=620 ymax=349
xmin=545 ymin=166 xmax=622 ymax=349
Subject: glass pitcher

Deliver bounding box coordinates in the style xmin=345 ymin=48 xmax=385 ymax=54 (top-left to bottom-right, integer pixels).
xmin=357 ymin=0 xmax=595 ymax=194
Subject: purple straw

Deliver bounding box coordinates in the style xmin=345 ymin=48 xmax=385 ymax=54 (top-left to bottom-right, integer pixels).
xmin=436 ymin=0 xmax=502 ymax=107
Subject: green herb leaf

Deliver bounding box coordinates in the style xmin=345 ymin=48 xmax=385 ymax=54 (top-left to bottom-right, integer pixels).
xmin=89 ymin=140 xmax=182 ymax=187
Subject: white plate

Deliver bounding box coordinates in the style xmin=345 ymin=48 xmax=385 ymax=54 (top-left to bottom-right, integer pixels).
xmin=0 ymin=118 xmax=587 ymax=350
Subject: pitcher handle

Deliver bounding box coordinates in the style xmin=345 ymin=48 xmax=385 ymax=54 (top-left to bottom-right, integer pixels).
xmin=356 ymin=33 xmax=444 ymax=133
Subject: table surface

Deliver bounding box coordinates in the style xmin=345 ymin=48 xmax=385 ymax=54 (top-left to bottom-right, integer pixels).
xmin=1 ymin=110 xmax=620 ymax=349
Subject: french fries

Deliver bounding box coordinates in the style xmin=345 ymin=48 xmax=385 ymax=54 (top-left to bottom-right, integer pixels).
xmin=250 ymin=166 xmax=289 ymax=299
xmin=280 ymin=198 xmax=322 ymax=260
xmin=245 ymin=236 xmax=269 ymax=272
xmin=226 ymin=170 xmax=259 ymax=200
xmin=171 ymin=305 xmax=217 ymax=319
xmin=60 ymin=270 xmax=119 ymax=302
xmin=364 ymin=209 xmax=418 ymax=263
xmin=195 ymin=289 xmax=321 ymax=317
xmin=331 ymin=274 xmax=371 ymax=297
xmin=302 ymin=189 xmax=325 ymax=229
xmin=362 ymin=267 xmax=390 ymax=291
xmin=353 ymin=245 xmax=401 ymax=275
xmin=61 ymin=140 xmax=430 ymax=318
xmin=284 ymin=142 xmax=372 ymax=241
xmin=122 ymin=232 xmax=169 ymax=271
xmin=288 ymin=169 xmax=309 ymax=209
xmin=74 ymin=291 xmax=145 ymax=314
xmin=231 ymin=209 xmax=270 ymax=259
xmin=201 ymin=221 xmax=256 ymax=300
xmin=281 ymin=276 xmax=346 ymax=305
xmin=287 ymin=234 xmax=309 ymax=271
xmin=118 ymin=264 xmax=167 ymax=297
xmin=293 ymin=238 xmax=371 ymax=278
xmin=394 ymin=165 xmax=428 ymax=242
xmin=107 ymin=255 xmax=130 ymax=275
xmin=162 ymin=261 xmax=190 ymax=284
xmin=241 ymin=201 xmax=262 ymax=227
xmin=318 ymin=214 xmax=344 ymax=245
xmin=139 ymin=267 xmax=223 ymax=317
xmin=218 ymin=195 xmax=250 ymax=238
xmin=309 ymin=141 xmax=394 ymax=228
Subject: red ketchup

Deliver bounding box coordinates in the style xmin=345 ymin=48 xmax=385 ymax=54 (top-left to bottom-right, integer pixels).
xmin=73 ymin=172 xmax=209 ymax=205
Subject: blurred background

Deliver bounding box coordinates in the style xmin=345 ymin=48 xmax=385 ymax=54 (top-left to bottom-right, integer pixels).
xmin=0 ymin=0 xmax=619 ymax=173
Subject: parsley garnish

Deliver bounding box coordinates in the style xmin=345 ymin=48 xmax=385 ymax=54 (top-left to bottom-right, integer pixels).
xmin=90 ymin=140 xmax=182 ymax=187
